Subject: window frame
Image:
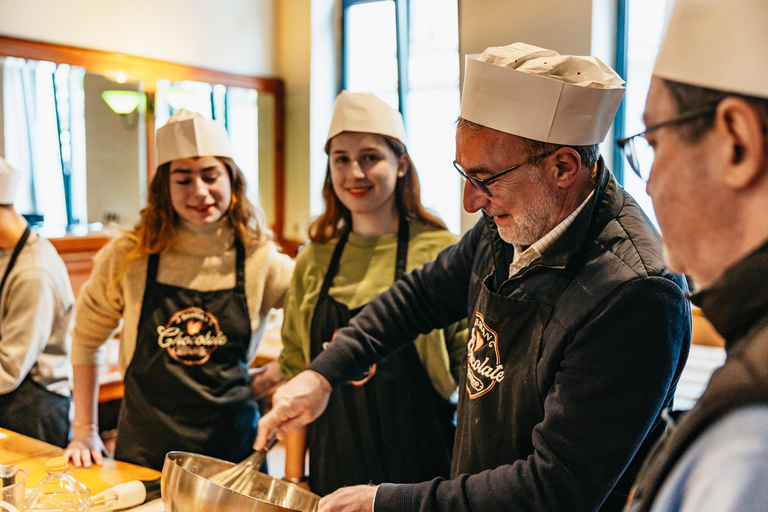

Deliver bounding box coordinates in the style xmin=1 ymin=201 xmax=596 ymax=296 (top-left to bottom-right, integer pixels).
xmin=613 ymin=0 xmax=629 ymax=184
xmin=341 ymin=0 xmax=409 ymax=119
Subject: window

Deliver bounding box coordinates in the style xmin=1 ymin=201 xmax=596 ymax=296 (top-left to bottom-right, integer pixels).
xmin=2 ymin=67 xmax=262 ymax=234
xmin=2 ymin=57 xmax=87 ymax=233
xmin=615 ymin=0 xmax=670 ymax=229
xmin=342 ymin=0 xmax=461 ymax=234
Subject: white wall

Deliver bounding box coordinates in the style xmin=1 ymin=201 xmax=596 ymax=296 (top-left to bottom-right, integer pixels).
xmin=459 ymin=0 xmax=594 ymax=60
xmin=277 ymin=0 xmax=312 ymax=241
xmin=276 ymin=0 xmax=337 ymax=241
xmin=0 ymin=0 xmax=276 ymax=76
xmin=83 ymin=73 xmax=145 ymax=227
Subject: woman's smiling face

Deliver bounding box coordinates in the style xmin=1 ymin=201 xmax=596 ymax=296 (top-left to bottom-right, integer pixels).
xmin=169 ymin=156 xmax=232 ymax=226
xmin=329 ymin=132 xmax=405 ymax=223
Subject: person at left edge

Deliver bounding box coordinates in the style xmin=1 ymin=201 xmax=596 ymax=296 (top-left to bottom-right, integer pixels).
xmin=63 ymin=110 xmax=295 ymax=471
xmin=0 ymin=156 xmax=74 ymax=447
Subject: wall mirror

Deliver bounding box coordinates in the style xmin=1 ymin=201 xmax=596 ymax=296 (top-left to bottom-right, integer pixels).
xmin=0 ymin=35 xmax=285 ymax=242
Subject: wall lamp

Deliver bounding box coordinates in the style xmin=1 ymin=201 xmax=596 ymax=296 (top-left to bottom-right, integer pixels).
xmin=101 ymin=90 xmax=146 ymax=115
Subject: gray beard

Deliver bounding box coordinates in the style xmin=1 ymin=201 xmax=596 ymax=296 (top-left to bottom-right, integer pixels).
xmin=496 ymin=169 xmax=560 ymax=246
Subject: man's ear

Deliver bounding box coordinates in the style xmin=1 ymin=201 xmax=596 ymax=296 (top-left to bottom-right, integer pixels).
xmin=548 ymin=148 xmax=582 ymax=189
xmin=716 ymin=97 xmax=768 ymax=189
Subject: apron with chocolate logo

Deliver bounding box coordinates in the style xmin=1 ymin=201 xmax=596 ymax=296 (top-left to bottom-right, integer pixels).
xmin=115 ymin=239 xmax=255 ymax=470
xmin=307 ymin=220 xmax=455 ymax=496
xmin=453 ymin=257 xmax=574 ymax=477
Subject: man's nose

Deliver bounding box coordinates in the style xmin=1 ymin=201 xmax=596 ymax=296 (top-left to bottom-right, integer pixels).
xmin=462 ymin=181 xmax=489 ymax=213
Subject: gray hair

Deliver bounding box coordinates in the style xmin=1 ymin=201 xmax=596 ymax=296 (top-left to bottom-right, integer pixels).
xmin=663 ymin=79 xmax=768 ymax=143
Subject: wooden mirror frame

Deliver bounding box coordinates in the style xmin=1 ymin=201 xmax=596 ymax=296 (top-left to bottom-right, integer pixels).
xmin=0 ymin=34 xmax=287 ymax=244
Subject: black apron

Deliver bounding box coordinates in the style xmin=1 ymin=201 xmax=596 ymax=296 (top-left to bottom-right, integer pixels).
xmin=307 ymin=220 xmax=456 ymax=496
xmin=115 ymin=239 xmax=256 ymax=470
xmin=0 ymin=225 xmax=70 ymax=447
xmin=453 ymin=257 xmax=574 ymax=476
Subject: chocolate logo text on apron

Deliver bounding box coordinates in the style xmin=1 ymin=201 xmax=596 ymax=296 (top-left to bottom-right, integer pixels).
xmin=467 ymin=311 xmax=505 ymax=398
xmin=156 ymin=306 xmax=229 ymax=364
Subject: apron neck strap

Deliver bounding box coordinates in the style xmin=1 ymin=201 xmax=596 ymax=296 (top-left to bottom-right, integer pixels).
xmin=319 ymin=228 xmax=352 ymax=298
xmin=320 ymin=218 xmax=410 ymax=299
xmin=394 ymin=217 xmax=409 ymax=281
xmin=233 ymin=237 xmax=246 ymax=293
xmin=0 ymin=224 xmax=31 ymax=298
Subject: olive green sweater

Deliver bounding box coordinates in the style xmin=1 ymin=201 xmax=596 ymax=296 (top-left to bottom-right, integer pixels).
xmin=278 ymin=222 xmax=466 ymax=400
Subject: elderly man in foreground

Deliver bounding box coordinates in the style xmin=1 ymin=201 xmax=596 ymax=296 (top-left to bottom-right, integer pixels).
xmin=623 ymin=1 xmax=768 ymax=511
xmin=258 ymin=43 xmax=691 ymax=512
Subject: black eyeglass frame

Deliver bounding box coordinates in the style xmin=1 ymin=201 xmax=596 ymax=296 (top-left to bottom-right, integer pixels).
xmin=453 ymin=150 xmax=556 ymax=198
xmin=616 ymin=105 xmax=719 ymax=181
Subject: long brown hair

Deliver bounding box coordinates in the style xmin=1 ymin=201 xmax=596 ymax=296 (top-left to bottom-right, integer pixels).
xmin=309 ymin=134 xmax=446 ymax=243
xmin=124 ymin=156 xmax=270 ymax=262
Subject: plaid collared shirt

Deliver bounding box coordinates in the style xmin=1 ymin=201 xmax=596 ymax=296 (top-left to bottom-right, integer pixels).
xmin=509 ymin=191 xmax=594 ymax=277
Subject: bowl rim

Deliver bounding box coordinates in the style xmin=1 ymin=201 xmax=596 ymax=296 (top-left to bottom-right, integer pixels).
xmin=163 ymin=451 xmax=320 ymax=504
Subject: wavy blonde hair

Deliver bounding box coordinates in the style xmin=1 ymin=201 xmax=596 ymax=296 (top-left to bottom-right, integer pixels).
xmin=122 ymin=156 xmax=270 ymax=268
xmin=309 ymin=134 xmax=446 ymax=243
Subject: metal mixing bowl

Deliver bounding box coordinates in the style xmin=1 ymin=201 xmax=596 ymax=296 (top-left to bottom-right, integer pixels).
xmin=162 ymin=452 xmax=319 ymax=512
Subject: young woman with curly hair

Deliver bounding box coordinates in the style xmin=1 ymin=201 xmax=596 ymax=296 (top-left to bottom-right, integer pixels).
xmin=65 ymin=111 xmax=294 ymax=471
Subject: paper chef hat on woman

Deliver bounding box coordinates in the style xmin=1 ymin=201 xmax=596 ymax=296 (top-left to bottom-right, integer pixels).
xmin=459 ymin=43 xmax=625 ymax=145
xmin=156 ymin=110 xmax=233 ymax=167
xmin=326 ymin=91 xmax=408 ymax=147
xmin=654 ymin=0 xmax=768 ymax=99
xmin=0 ymin=157 xmax=21 ymax=205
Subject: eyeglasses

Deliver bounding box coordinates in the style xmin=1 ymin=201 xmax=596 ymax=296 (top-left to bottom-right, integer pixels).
xmin=453 ymin=151 xmax=555 ymax=198
xmin=617 ymin=106 xmax=718 ymax=182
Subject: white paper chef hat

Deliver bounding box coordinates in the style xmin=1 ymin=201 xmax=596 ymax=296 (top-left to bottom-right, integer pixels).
xmin=156 ymin=110 xmax=233 ymax=167
xmin=654 ymin=0 xmax=768 ymax=99
xmin=326 ymin=91 xmax=408 ymax=147
xmin=460 ymin=42 xmax=626 ymax=145
xmin=0 ymin=157 xmax=21 ymax=205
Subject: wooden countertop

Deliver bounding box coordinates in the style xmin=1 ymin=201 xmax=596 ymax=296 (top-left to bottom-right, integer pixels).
xmin=0 ymin=428 xmax=160 ymax=494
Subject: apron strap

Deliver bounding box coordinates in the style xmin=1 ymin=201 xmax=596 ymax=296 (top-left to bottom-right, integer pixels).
xmin=146 ymin=251 xmax=160 ymax=285
xmin=234 ymin=237 xmax=246 ymax=294
xmin=394 ymin=217 xmax=409 ymax=280
xmin=319 ymin=229 xmax=352 ymax=299
xmin=0 ymin=225 xmax=31 ymax=298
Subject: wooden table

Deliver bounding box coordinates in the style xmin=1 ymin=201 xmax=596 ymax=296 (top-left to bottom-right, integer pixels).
xmin=0 ymin=428 xmax=160 ymax=494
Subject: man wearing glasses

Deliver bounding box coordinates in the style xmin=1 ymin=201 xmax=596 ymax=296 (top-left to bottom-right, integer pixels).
xmin=623 ymin=1 xmax=768 ymax=511
xmin=257 ymin=43 xmax=691 ymax=512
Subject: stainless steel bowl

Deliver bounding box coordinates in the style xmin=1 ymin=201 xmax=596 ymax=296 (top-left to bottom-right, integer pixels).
xmin=162 ymin=452 xmax=319 ymax=512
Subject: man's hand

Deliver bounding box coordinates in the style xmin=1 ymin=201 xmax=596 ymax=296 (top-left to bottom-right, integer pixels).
xmin=254 ymin=370 xmax=332 ymax=449
xmin=318 ymin=485 xmax=377 ymax=512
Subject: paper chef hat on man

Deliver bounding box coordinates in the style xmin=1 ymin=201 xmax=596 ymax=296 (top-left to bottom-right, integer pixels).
xmin=326 ymin=91 xmax=408 ymax=147
xmin=459 ymin=43 xmax=625 ymax=145
xmin=0 ymin=157 xmax=21 ymax=205
xmin=654 ymin=0 xmax=768 ymax=99
xmin=156 ymin=110 xmax=233 ymax=167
